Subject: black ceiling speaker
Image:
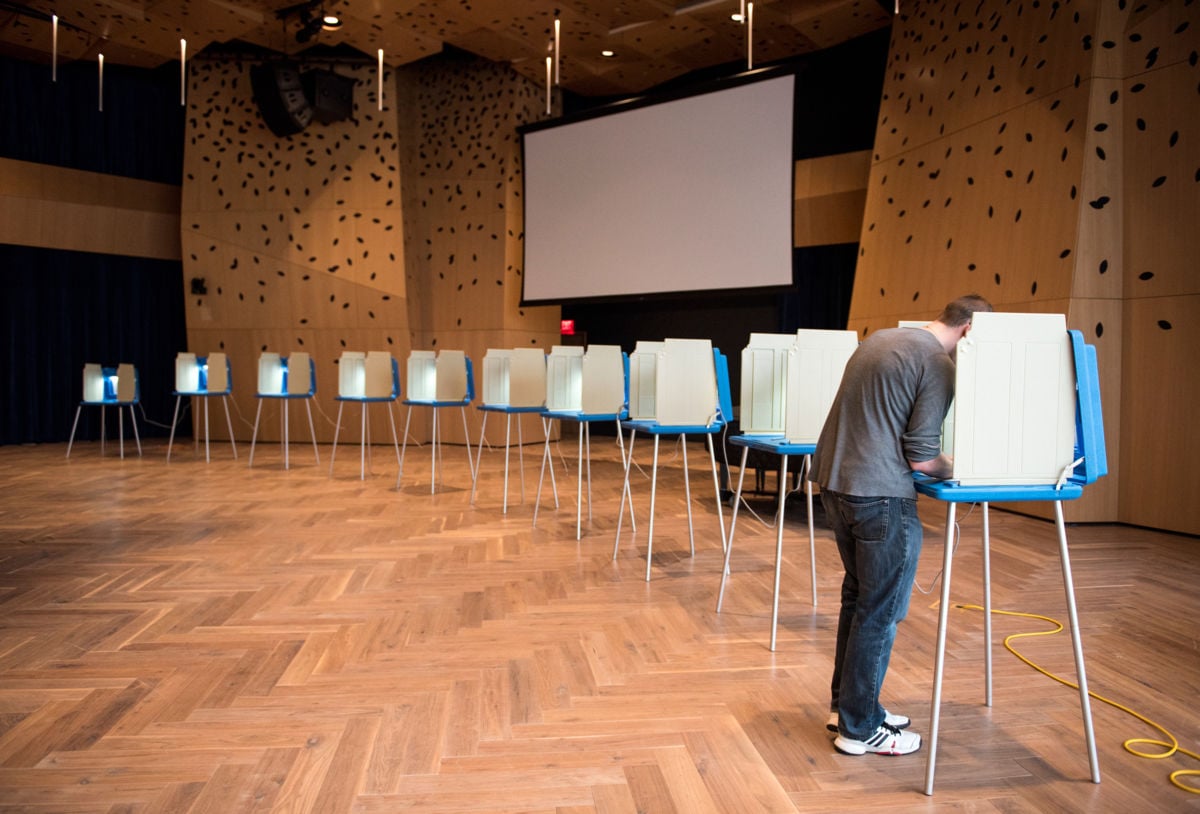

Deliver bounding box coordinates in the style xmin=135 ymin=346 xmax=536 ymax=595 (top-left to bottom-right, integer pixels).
xmin=302 ymin=70 xmax=355 ymax=124
xmin=250 ymin=62 xmax=313 ymax=137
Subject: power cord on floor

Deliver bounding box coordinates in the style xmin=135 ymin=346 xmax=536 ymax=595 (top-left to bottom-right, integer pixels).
xmin=719 ymin=432 xmax=816 ymax=532
xmin=913 ymin=502 xmax=976 ymax=595
xmin=956 ymin=603 xmax=1200 ymax=795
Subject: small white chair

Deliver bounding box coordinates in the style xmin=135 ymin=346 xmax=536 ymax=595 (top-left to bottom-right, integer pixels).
xmin=248 ymin=351 xmax=319 ymax=469
xmin=167 ymin=352 xmax=237 ymax=462
xmin=66 ymin=363 xmax=142 ymax=459
xmin=329 ymin=351 xmax=402 ymax=479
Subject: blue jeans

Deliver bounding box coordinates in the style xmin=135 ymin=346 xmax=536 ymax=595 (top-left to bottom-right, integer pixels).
xmin=821 ymin=489 xmax=923 ymax=740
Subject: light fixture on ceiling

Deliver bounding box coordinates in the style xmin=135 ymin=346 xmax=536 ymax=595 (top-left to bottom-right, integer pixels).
xmin=600 ymin=49 xmax=615 ymax=58
xmin=282 ymin=1 xmax=340 ymax=43
xmin=377 ymin=48 xmax=384 ymax=111
xmin=746 ymin=2 xmax=753 ymax=69
xmin=180 ymin=38 xmax=187 ymax=106
xmin=553 ymin=9 xmax=561 ymax=86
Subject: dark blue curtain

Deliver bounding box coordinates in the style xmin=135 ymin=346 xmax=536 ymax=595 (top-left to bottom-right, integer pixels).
xmin=1 ymin=54 xmax=185 ymax=445
xmin=0 ymin=245 xmax=186 ymax=445
xmin=0 ymin=54 xmax=184 ymax=183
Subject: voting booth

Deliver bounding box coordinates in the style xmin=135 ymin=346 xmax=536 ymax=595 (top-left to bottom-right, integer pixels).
xmin=719 ymin=328 xmax=857 ymax=649
xmin=329 ymin=351 xmax=402 ymax=480
xmin=534 ymin=344 xmax=631 ymax=540
xmin=66 ymin=362 xmax=142 ymax=460
xmin=916 ymin=314 xmax=1107 ymax=795
xmin=615 ymin=338 xmax=732 ymax=581
xmin=167 ymin=352 xmax=236 ymax=463
xmin=248 ymin=352 xmax=319 ymax=470
xmin=398 ymin=349 xmax=475 ymax=493
xmin=471 ymin=348 xmax=550 ymax=513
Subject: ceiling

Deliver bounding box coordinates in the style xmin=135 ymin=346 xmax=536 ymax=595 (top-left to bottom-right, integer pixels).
xmin=0 ymin=0 xmax=892 ymax=96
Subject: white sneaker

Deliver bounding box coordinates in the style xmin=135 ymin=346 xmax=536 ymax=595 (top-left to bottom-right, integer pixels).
xmin=825 ymin=709 xmax=911 ymax=735
xmin=834 ymin=723 xmax=922 ymax=756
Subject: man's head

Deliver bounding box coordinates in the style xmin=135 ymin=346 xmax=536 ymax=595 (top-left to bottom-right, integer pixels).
xmin=929 ymin=294 xmax=994 ymax=355
xmin=936 ymin=294 xmax=994 ymax=328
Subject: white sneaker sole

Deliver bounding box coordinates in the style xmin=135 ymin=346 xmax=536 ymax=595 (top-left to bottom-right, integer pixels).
xmin=833 ymin=732 xmax=921 ymax=756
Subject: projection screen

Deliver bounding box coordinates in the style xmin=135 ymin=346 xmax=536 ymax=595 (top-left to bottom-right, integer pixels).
xmin=521 ymin=72 xmax=795 ymax=303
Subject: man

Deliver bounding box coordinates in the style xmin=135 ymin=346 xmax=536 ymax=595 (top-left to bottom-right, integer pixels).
xmin=813 ymin=294 xmax=993 ymax=756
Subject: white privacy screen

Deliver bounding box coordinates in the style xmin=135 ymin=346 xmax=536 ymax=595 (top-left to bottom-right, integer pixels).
xmin=522 ymin=73 xmax=795 ymax=303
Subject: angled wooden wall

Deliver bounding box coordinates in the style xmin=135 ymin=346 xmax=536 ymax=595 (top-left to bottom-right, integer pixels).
xmin=1113 ymin=2 xmax=1200 ymax=536
xmin=855 ymin=0 xmax=1199 ymax=532
xmin=394 ymin=54 xmax=562 ymax=447
xmin=181 ymin=60 xmax=411 ymax=447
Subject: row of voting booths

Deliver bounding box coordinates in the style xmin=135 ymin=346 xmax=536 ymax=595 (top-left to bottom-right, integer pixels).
xmin=64 ymin=312 xmax=1106 ymax=794
xmin=66 ymin=314 xmax=1102 ymax=506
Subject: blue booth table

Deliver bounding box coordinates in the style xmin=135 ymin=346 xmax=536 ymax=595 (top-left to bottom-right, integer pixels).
xmin=716 ymin=435 xmax=818 ymax=652
xmin=915 ymin=329 xmax=1107 ymax=795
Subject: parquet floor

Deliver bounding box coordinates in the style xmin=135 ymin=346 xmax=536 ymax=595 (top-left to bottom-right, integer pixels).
xmin=0 ymin=435 xmax=1197 ymax=813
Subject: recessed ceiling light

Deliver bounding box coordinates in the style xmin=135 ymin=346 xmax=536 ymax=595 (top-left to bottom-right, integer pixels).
xmin=322 ymin=14 xmax=342 ymax=31
xmin=731 ymin=13 xmax=744 ymax=22
xmin=601 ymin=49 xmax=616 ymax=57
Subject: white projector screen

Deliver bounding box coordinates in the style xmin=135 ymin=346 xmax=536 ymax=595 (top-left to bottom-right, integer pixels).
xmin=521 ymin=72 xmax=795 ymax=303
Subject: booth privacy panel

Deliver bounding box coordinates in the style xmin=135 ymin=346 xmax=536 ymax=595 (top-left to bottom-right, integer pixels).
xmin=952 ymin=312 xmax=1075 ymax=485
xmin=783 ymin=329 xmax=857 ymax=444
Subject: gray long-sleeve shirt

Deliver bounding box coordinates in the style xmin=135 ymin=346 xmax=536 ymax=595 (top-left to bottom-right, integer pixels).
xmin=812 ymin=326 xmax=954 ymax=500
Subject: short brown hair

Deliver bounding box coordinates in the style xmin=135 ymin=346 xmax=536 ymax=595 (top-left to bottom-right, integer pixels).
xmin=937 ymin=294 xmax=993 ymax=327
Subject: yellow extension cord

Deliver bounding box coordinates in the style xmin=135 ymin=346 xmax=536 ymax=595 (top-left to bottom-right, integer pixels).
xmin=956 ymin=603 xmax=1199 ymax=794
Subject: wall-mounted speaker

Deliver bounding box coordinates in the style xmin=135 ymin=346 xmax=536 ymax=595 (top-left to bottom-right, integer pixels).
xmin=250 ymin=62 xmax=313 ymax=137
xmin=303 ymin=70 xmax=355 ymax=124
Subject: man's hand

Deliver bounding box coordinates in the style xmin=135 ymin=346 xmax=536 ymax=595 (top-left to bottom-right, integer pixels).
xmin=910 ymin=453 xmax=954 ymax=480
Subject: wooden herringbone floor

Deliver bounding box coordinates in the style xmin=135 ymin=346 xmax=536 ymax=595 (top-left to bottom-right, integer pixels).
xmin=0 ymin=435 xmax=1197 ymax=813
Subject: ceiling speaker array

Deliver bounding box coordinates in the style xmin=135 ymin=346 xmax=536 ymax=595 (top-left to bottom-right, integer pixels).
xmin=250 ymin=63 xmax=355 ymax=137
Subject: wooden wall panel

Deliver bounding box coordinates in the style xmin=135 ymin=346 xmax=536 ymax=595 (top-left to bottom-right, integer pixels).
xmin=793 ymin=150 xmax=871 ymax=248
xmin=181 ymin=60 xmax=411 ymax=445
xmin=852 ymin=83 xmax=1089 ymax=335
xmin=1120 ymin=296 xmax=1199 ymax=536
xmin=857 ymin=0 xmax=1199 ymax=533
xmin=1115 ymin=9 xmax=1200 ymax=532
xmin=0 ymin=157 xmax=180 ymax=260
xmin=872 ymin=1 xmax=1096 ymax=163
xmin=1121 ymin=61 xmax=1200 ymax=301
xmin=1073 ymin=82 xmax=1125 ymax=301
